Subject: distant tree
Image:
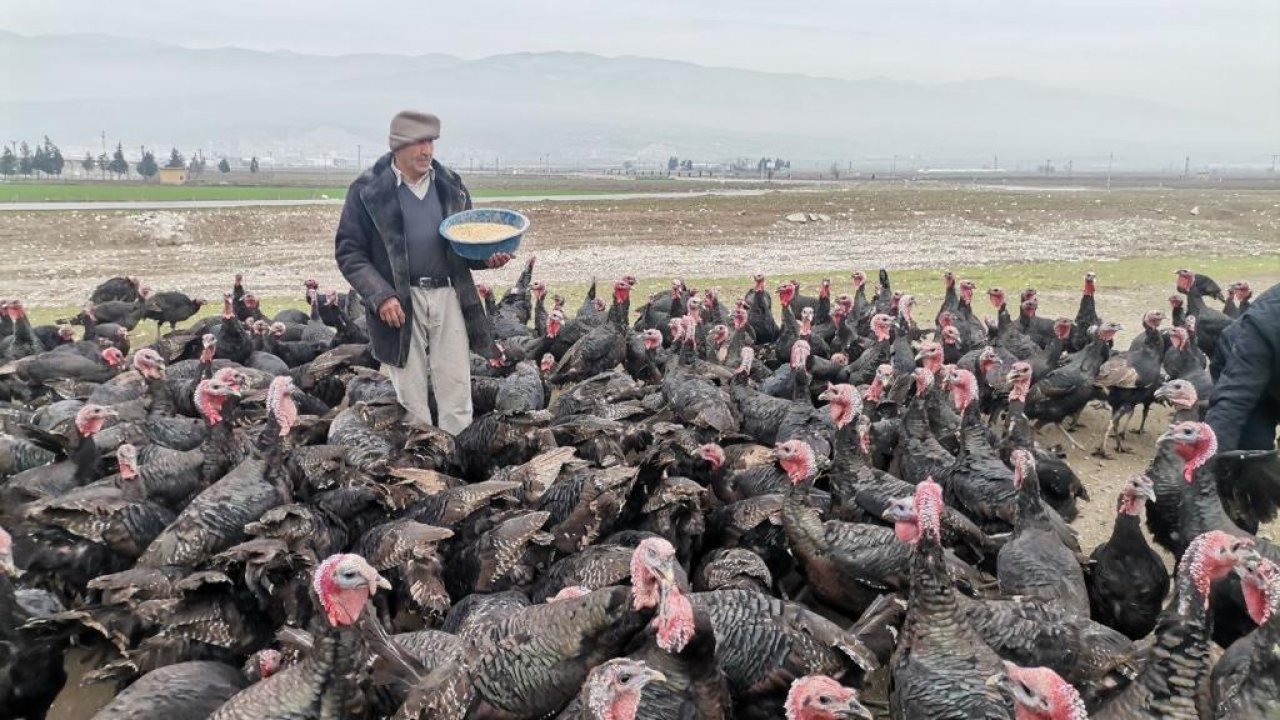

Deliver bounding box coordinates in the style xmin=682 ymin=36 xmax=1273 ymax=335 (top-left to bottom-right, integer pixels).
xmin=829 ymin=162 xmax=840 ymax=179
xmin=97 ymin=153 xmax=109 ymax=178
xmin=108 ymin=143 xmax=129 ymax=178
xmin=188 ymin=152 xmax=205 ymax=176
xmin=18 ymin=142 xmax=32 ymax=176
xmin=137 ymin=150 xmax=159 ymax=179
xmin=166 ymin=147 xmax=185 ymax=169
xmin=43 ymin=136 xmax=64 ymax=176
xmin=667 ymin=156 xmax=679 ymax=173
xmin=218 ymin=157 xmax=231 ymax=174
xmin=81 ymin=152 xmax=96 ymax=174
xmin=249 ymin=156 xmax=260 ymax=173
xmin=0 ymin=147 xmax=15 ymax=177
xmin=32 ymin=145 xmax=47 ymax=178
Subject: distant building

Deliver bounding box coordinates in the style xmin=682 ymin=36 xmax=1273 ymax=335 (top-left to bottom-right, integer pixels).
xmin=158 ymin=167 xmax=188 ymax=184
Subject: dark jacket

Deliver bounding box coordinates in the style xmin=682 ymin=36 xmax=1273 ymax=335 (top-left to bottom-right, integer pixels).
xmin=335 ymin=153 xmax=495 ymax=367
xmin=1206 ymin=282 xmax=1280 ymax=452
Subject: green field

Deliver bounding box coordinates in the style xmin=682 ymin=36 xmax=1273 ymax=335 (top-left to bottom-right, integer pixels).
xmin=0 ymin=182 xmax=665 ymax=203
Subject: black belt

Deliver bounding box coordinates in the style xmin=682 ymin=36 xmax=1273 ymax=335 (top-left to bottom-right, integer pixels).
xmin=411 ymin=276 xmax=452 ymax=289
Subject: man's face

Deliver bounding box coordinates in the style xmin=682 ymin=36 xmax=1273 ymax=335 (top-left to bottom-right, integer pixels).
xmin=393 ymin=137 xmax=435 ymax=178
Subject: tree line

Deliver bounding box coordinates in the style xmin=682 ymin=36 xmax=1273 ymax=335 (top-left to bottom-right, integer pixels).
xmin=0 ymin=136 xmax=260 ymax=180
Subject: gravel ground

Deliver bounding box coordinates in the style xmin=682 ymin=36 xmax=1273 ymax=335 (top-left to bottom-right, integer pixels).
xmin=3 ymin=183 xmax=1277 ymax=306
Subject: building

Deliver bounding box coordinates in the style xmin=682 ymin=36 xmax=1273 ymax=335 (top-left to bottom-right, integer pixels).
xmin=158 ymin=167 xmax=188 ymax=184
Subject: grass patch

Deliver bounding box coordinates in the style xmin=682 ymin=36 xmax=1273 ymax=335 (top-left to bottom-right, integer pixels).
xmin=25 ymin=253 xmax=1275 ymax=348
xmin=0 ymin=183 xmax=661 ymax=203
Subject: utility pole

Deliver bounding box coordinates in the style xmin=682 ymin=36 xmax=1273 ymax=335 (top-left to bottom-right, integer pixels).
xmin=1106 ymin=152 xmax=1114 ymax=190
xmin=1183 ymin=156 xmax=1190 ymax=178
xmin=993 ymin=154 xmax=998 ymax=171
xmin=1271 ymin=154 xmax=1278 ymax=173
xmin=891 ymin=154 xmax=897 ymax=176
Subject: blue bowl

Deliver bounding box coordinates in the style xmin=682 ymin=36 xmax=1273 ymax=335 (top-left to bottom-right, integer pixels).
xmin=440 ymin=208 xmax=529 ymax=262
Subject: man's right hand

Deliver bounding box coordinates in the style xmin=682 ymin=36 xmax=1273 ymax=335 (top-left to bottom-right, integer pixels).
xmin=378 ymin=297 xmax=405 ymax=328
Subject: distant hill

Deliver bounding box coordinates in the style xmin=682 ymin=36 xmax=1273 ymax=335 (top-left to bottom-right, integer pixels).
xmin=1 ymin=31 xmax=1271 ymax=168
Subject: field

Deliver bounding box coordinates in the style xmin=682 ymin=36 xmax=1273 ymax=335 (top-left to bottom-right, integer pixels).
xmin=6 ymin=178 xmax=1277 ymax=720
xmin=0 ymin=173 xmax=783 ymax=203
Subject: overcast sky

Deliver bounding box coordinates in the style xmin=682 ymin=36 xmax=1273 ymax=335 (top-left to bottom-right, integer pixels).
xmin=6 ymin=0 xmax=1278 ymax=115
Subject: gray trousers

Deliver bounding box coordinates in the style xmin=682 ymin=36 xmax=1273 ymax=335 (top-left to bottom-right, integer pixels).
xmin=384 ymin=286 xmax=474 ymax=435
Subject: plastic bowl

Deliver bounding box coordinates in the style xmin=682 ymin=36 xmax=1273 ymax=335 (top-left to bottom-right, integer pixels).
xmin=440 ymin=208 xmax=529 ymax=262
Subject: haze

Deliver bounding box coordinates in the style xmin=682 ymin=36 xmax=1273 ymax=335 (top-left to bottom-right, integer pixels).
xmin=3 ymin=0 xmax=1277 ymax=167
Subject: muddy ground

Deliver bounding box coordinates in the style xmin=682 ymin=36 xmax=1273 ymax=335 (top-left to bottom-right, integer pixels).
xmin=11 ymin=181 xmax=1277 ymax=718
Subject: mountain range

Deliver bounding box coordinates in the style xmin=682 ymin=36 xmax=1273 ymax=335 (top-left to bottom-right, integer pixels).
xmin=1 ymin=30 xmax=1273 ymax=168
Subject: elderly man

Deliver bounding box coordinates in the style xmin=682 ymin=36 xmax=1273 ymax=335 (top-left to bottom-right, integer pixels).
xmin=335 ymin=110 xmax=511 ymax=433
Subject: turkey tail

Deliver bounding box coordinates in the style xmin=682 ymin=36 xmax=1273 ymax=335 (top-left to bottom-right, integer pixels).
xmin=1208 ymin=449 xmax=1280 ymax=533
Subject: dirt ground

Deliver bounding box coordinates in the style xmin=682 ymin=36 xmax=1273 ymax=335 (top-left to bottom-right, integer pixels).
xmin=2 ymin=182 xmax=1277 ymax=306
xmin=11 ymin=180 xmax=1277 ymax=719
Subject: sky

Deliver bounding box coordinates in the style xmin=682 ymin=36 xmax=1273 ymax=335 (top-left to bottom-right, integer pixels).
xmin=4 ymin=0 xmax=1278 ymax=116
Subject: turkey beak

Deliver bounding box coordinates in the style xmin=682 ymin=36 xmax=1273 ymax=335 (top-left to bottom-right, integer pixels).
xmin=985 ymin=671 xmax=1008 ymax=690
xmin=641 ymin=667 xmax=668 ymax=685
xmin=1157 ymin=429 xmax=1176 ymax=443
xmin=1153 ymin=385 xmax=1169 ymax=401
xmin=837 ymin=698 xmax=874 ymax=720
xmin=366 ymin=570 xmax=391 ymax=594
xmin=1137 ymin=483 xmax=1157 ymax=503
xmin=656 ymin=562 xmax=678 ymax=588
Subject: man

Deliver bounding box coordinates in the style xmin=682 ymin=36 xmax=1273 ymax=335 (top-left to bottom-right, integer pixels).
xmin=1206 ymin=282 xmax=1280 ymax=452
xmin=335 ymin=110 xmax=511 ymax=434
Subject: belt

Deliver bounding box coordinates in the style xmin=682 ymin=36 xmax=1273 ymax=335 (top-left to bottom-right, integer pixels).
xmin=411 ymin=276 xmax=452 ymax=289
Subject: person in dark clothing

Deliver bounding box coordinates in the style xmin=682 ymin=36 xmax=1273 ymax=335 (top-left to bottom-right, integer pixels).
xmin=334 ymin=110 xmax=511 ymax=433
xmin=1206 ymin=282 xmax=1280 ymax=452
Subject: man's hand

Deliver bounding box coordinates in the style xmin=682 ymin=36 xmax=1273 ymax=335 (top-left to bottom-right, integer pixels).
xmin=378 ymin=297 xmax=405 ymax=328
xmin=486 ymin=252 xmax=514 ymax=269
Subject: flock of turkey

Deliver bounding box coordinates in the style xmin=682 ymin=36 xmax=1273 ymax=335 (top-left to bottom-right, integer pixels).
xmin=0 ymin=262 xmax=1274 ymax=720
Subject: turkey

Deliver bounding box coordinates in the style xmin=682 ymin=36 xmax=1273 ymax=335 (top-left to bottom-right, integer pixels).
xmin=1 ymin=524 xmax=68 ymax=719
xmin=1210 ymin=551 xmax=1279 ymax=719
xmin=988 ymin=662 xmax=1088 ymax=720
xmin=1093 ymin=309 xmax=1165 ymax=456
xmin=91 ymin=276 xmax=144 ymax=304
xmin=143 ymin=291 xmax=208 ymax=338
xmin=1175 ymin=268 xmax=1232 ymax=357
xmin=1085 ymin=474 xmax=1169 ymax=640
xmin=555 ymin=658 xmax=666 ymax=720
xmin=206 ymin=553 xmax=389 ymax=719
xmin=890 ymin=479 xmax=1013 ymax=719
xmin=551 ymin=281 xmax=631 ymax=385
xmin=783 ymin=675 xmax=873 ymax=720
xmin=996 ymin=448 xmax=1089 ymax=616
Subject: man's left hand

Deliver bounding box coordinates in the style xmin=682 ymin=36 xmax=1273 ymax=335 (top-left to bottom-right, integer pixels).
xmin=486 ymin=252 xmax=513 ymax=269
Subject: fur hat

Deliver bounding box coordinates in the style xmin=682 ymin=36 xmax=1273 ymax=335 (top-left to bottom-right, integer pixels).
xmin=389 ymin=110 xmax=441 ymax=151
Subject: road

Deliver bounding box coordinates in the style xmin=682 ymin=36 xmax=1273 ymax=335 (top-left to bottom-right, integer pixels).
xmin=0 ymin=188 xmax=774 ymax=211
